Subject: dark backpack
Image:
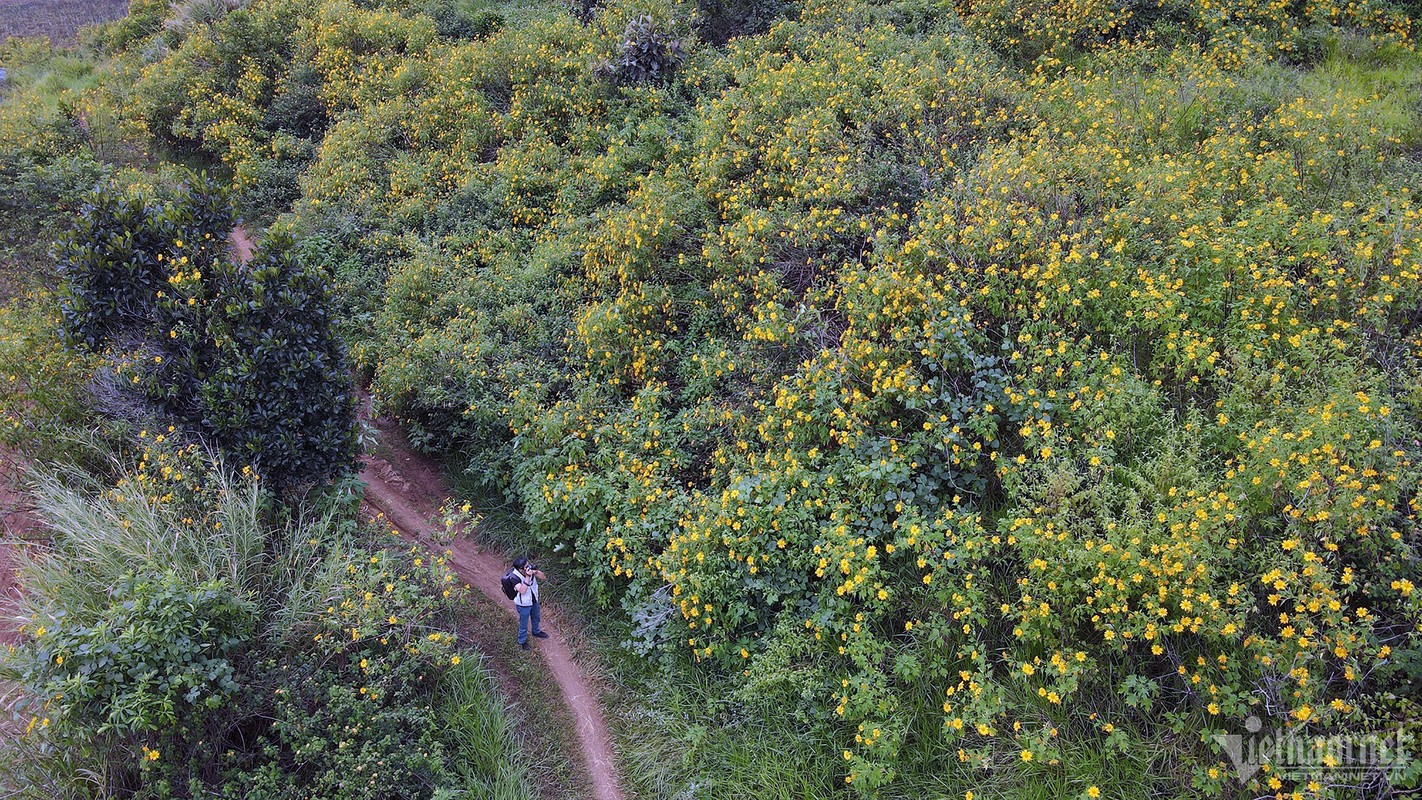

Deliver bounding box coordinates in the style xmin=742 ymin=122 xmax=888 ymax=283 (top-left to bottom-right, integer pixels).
xmin=500 ymin=569 xmax=519 ymax=600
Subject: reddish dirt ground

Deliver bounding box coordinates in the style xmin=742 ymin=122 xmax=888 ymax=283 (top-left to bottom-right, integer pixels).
xmin=360 ymin=408 xmax=626 ymax=800
xmin=228 ymin=225 xmax=256 ymax=265
xmin=0 ymin=451 xmax=40 ymax=645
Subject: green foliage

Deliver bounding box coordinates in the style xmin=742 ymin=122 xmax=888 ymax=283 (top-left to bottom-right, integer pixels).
xmin=0 ymin=294 xmax=102 ymax=458
xmin=56 ymin=176 xmax=357 ymax=492
xmin=422 ymin=0 xmax=506 ymax=40
xmin=3 ymin=461 xmax=274 ymax=797
xmin=249 ymin=1 xmax=1420 ymax=791
xmin=954 ymin=0 xmax=1413 ymax=64
xmin=262 ymin=64 xmax=326 ymax=140
xmin=598 ymin=15 xmax=683 ymax=86
xmin=693 ymin=0 xmax=790 ymax=46
xmin=216 ymin=547 xmax=459 ymax=799
xmin=615 ymin=650 xmax=850 ymax=800
xmin=128 ymin=0 xmax=323 ymax=217
xmin=56 ymin=176 xmax=231 ymax=348
xmin=0 ymin=41 xmax=125 ymax=299
xmin=2 ymin=457 xmax=503 ymax=800
xmin=26 ymin=570 xmax=253 ymax=738
xmin=69 ymin=0 xmax=1422 ymax=795
xmin=178 ymin=231 xmax=356 ymax=490
xmin=106 ymin=0 xmax=170 ymax=50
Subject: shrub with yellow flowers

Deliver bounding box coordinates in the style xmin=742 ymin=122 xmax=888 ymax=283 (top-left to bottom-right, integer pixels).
xmin=3 ymin=453 xmax=471 ymax=799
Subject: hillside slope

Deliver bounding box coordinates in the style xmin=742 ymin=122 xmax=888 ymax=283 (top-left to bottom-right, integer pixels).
xmin=12 ymin=0 xmax=1421 ymax=794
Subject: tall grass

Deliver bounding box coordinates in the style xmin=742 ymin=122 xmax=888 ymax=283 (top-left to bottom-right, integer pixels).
xmin=15 ymin=463 xmax=269 ymax=627
xmin=10 ymin=458 xmax=375 ymax=644
xmin=439 ymin=655 xmax=537 ymax=800
xmin=608 ymin=647 xmax=849 ymax=800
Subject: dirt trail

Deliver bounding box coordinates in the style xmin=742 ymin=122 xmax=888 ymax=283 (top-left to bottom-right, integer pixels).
xmin=228 ymin=225 xmax=256 ymax=264
xmin=359 ymin=411 xmax=625 ymax=800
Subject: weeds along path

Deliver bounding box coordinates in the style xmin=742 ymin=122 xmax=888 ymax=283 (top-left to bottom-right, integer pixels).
xmin=359 ymin=409 xmax=625 ymax=800
xmin=0 ymin=448 xmax=40 ymax=646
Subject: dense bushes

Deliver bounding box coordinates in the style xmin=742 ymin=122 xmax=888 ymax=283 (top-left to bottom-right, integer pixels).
xmin=1 ymin=459 xmax=490 ymax=799
xmin=28 ymin=569 xmax=254 ymax=741
xmin=325 ymin=2 xmax=1416 ymax=794
xmin=56 ymin=176 xmax=356 ymax=491
xmin=955 ymin=0 xmax=1413 ymax=63
xmin=12 ymin=0 xmax=1422 ymax=796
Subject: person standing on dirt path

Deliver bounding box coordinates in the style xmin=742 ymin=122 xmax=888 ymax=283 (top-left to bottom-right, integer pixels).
xmin=513 ymin=556 xmax=549 ymax=651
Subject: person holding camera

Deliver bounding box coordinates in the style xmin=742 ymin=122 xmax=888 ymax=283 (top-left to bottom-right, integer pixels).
xmin=512 ymin=556 xmax=549 ymax=650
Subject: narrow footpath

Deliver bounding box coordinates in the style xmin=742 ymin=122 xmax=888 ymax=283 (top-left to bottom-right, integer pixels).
xmin=228 ymin=225 xmax=623 ymax=799
xmin=359 ymin=408 xmax=625 ymax=800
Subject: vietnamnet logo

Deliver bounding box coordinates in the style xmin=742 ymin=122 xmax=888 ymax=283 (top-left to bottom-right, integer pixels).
xmin=1214 ymin=715 xmax=1415 ymax=788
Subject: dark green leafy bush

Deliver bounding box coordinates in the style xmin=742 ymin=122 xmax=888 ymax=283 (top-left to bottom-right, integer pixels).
xmin=56 ymin=177 xmax=356 ymax=492
xmin=263 ymin=64 xmax=327 ymax=140
xmin=56 ymin=176 xmax=231 ymax=348
xmin=26 ymin=570 xmax=254 ymax=738
xmin=422 ymin=0 xmax=504 ymax=40
xmin=598 ymin=15 xmax=682 ymax=86
xmin=694 ymin=0 xmax=790 ymax=46
xmin=568 ymin=0 xmax=601 ymax=25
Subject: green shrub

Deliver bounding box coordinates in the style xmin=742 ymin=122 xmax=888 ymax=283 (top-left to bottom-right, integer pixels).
xmin=422 ymin=0 xmax=505 ymax=40
xmin=598 ymin=15 xmax=683 ymax=86
xmin=27 ymin=570 xmax=254 ymax=738
xmin=3 ymin=459 xmax=486 ymax=800
xmin=105 ymin=0 xmax=169 ymax=50
xmin=56 ymin=175 xmax=231 ymax=348
xmin=56 ymin=176 xmax=356 ymax=492
xmin=263 ymin=64 xmax=327 ymax=140
xmin=234 ymin=144 xmax=314 ymax=222
xmin=216 ymin=546 xmax=460 ymax=799
xmin=694 ymin=0 xmax=790 ymax=46
xmin=0 ymin=294 xmax=101 ymax=458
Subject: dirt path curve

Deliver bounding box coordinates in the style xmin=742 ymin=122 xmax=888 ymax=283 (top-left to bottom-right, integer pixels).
xmin=359 ymin=410 xmax=626 ymax=800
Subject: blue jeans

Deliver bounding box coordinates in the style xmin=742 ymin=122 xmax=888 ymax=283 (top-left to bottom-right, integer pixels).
xmin=517 ymin=600 xmax=542 ymax=644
